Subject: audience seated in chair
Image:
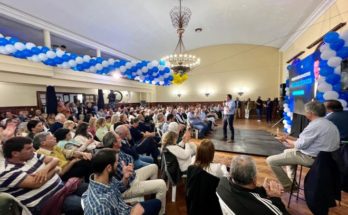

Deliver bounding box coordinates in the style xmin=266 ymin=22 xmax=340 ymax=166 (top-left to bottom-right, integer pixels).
xmin=162 ymin=129 xmax=196 ymax=173
xmin=33 ymin=132 xmax=92 ymax=182
xmin=324 ymin=99 xmax=348 ymax=142
xmin=129 ymin=117 xmax=160 ymax=164
xmin=186 ymin=139 xmax=227 ymax=215
xmin=266 ymin=101 xmax=340 ymax=192
xmin=82 ymin=148 xmax=161 ymax=215
xmin=116 ymin=124 xmax=154 ymax=170
xmin=73 ymin=122 xmax=101 ymax=152
xmin=0 ymin=137 xmax=84 ymax=215
xmin=101 ymin=132 xmax=167 ymax=215
xmin=49 ymin=113 xmax=66 ymax=133
xmin=26 ymin=119 xmax=44 ymax=140
xmin=217 ymin=155 xmax=289 ymax=215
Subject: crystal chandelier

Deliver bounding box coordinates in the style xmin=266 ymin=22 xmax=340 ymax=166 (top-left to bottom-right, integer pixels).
xmin=162 ymin=0 xmax=200 ymax=75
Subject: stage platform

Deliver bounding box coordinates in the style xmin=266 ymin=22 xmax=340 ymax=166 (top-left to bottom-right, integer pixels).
xmin=211 ymin=128 xmax=286 ymax=157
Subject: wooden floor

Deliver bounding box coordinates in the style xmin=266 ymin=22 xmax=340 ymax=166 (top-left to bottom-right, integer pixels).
xmin=165 ymin=118 xmax=348 ymax=215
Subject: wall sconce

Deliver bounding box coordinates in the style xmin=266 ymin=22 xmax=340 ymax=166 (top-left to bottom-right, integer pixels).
xmin=205 ymin=92 xmax=210 ymax=97
xmin=177 ymin=93 xmax=182 ymax=98
xmin=237 ymin=91 xmax=244 ymax=96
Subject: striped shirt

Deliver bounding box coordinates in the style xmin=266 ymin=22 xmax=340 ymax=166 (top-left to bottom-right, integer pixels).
xmin=0 ymin=153 xmax=63 ymax=208
xmin=82 ymin=175 xmax=131 ymax=215
xmin=115 ymin=151 xmax=136 ymax=184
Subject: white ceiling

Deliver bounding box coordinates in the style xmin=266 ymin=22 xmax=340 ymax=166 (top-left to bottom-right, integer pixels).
xmin=0 ymin=0 xmax=323 ymax=60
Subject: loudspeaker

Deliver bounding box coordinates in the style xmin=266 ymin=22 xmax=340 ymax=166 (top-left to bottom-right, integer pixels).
xmin=280 ymin=83 xmax=286 ymax=97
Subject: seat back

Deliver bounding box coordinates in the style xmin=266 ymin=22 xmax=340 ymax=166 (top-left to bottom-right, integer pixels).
xmin=161 ymin=148 xmax=182 ymax=185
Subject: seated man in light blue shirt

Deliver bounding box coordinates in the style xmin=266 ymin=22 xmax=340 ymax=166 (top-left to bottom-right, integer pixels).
xmin=266 ymin=101 xmax=340 ymax=192
xmin=187 ymin=107 xmax=209 ymax=138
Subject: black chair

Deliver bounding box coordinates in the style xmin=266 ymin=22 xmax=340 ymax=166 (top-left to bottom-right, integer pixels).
xmin=287 ymin=165 xmax=306 ymax=208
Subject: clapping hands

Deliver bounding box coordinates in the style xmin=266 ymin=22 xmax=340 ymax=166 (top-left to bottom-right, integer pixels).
xmin=263 ymin=178 xmax=283 ymax=198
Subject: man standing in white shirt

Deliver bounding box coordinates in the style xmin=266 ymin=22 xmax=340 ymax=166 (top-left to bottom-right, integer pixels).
xmin=223 ymin=94 xmax=236 ymax=143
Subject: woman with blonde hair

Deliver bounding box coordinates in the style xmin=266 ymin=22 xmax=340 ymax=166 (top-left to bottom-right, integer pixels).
xmin=162 ymin=129 xmax=196 ymax=173
xmin=95 ymin=117 xmax=108 ymax=141
xmin=109 ymin=114 xmax=120 ymax=131
xmin=87 ymin=116 xmax=97 ymax=137
xmin=63 ymin=120 xmax=76 ymax=137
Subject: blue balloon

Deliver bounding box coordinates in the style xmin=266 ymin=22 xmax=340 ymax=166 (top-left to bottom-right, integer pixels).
xmin=337 ymin=47 xmax=348 ymax=59
xmin=96 ymin=57 xmax=103 ymax=63
xmin=323 ymin=32 xmax=339 ymax=44
xmin=339 ymin=92 xmax=348 ymax=101
xmin=329 ymin=39 xmax=345 ymax=51
xmin=316 ymin=92 xmax=324 ymax=101
xmin=31 ymin=47 xmax=41 ymax=54
xmin=319 ymin=60 xmax=328 ymax=68
xmin=54 ymin=58 xmax=63 ymax=64
xmin=0 ymin=38 xmax=8 ymax=46
xmin=164 ymin=67 xmax=170 ymax=73
xmin=22 ymin=49 xmax=32 ymax=57
xmin=319 ymin=66 xmax=334 ymax=76
xmin=41 ymin=47 xmax=49 ymax=53
xmin=152 ymin=67 xmax=159 ymax=73
xmin=333 ymin=83 xmax=341 ymax=92
xmin=70 ymin=53 xmax=78 ymax=59
xmin=9 ymin=37 xmax=19 ymax=45
xmin=62 ymin=54 xmax=70 ymax=61
xmin=326 ymin=74 xmax=340 ymax=85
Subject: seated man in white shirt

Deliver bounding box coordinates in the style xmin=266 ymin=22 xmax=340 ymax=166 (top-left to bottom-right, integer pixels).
xmin=266 ymin=101 xmax=340 ymax=191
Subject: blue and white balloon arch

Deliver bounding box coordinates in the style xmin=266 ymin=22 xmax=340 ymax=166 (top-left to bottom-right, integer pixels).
xmin=0 ymin=33 xmax=173 ymax=86
xmin=283 ymin=29 xmax=348 ymax=134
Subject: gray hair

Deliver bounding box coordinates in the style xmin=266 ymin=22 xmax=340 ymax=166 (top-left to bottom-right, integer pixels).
xmin=32 ymin=132 xmax=51 ymax=150
xmin=304 ymin=101 xmax=326 ymax=117
xmin=230 ymin=155 xmax=257 ymax=185
xmin=102 ymin=131 xmax=116 ymax=148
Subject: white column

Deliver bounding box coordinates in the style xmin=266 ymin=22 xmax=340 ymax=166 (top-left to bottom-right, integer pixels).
xmin=43 ymin=30 xmax=51 ymax=48
xmin=96 ymin=49 xmax=101 ymax=57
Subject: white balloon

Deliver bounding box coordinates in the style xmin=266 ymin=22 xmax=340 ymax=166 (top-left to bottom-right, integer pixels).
xmin=46 ymin=50 xmax=56 ymax=59
xmin=283 ymin=104 xmax=288 ymax=108
xmin=120 ymin=66 xmax=126 ymax=73
xmin=319 ymin=44 xmax=330 ymax=53
xmin=108 ymin=58 xmax=115 ymax=64
xmin=102 ymin=60 xmax=109 ymax=67
xmin=282 ymin=120 xmax=287 ymax=124
xmin=323 ymin=91 xmax=339 ymax=100
xmin=317 ymin=76 xmax=326 ymax=84
xmin=328 ymin=57 xmax=342 ymax=67
xmin=14 ymin=42 xmax=25 ymax=51
xmin=75 ymin=56 xmax=83 ymax=64
xmin=158 ymin=65 xmax=164 ymax=70
xmin=56 ymin=49 xmax=65 ymax=58
xmin=334 ymin=66 xmax=341 ymax=75
xmin=164 ymin=73 xmax=170 ymax=78
xmin=141 ymin=67 xmax=148 ymax=73
xmin=96 ymin=64 xmax=103 ymax=70
xmin=32 ymin=55 xmax=40 ymax=62
xmin=286 ymin=112 xmax=293 ymax=118
xmin=25 ymin=42 xmax=36 ymax=50
xmin=320 ymin=50 xmax=336 ymax=60
xmin=338 ymin=99 xmax=347 ymax=107
xmin=0 ymin=46 xmax=9 ymax=54
xmin=125 ymin=62 xmax=132 ymax=69
xmin=0 ymin=33 xmax=3 ymax=38
xmin=83 ymin=55 xmax=91 ymax=62
xmin=151 ymin=80 xmax=156 ymax=84
xmin=151 ymin=60 xmax=159 ymax=67
xmin=5 ymin=44 xmax=16 ymax=53
xmin=89 ymin=67 xmax=97 ymax=73
xmin=68 ymin=60 xmax=76 ymax=67
xmin=317 ymin=82 xmax=332 ymax=92
xmin=38 ymin=53 xmax=48 ymax=61
xmin=286 ymin=128 xmax=291 ymax=133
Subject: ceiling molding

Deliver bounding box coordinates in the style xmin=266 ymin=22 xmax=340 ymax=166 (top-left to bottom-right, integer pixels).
xmin=0 ymin=3 xmax=138 ymax=61
xmin=279 ymin=0 xmax=336 ymax=52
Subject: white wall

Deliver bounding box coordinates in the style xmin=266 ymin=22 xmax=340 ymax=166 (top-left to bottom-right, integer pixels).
xmin=156 ymin=44 xmax=281 ymax=102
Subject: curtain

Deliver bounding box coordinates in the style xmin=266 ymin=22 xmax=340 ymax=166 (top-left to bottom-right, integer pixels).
xmin=46 ymin=86 xmax=58 ymax=114
xmin=97 ymin=89 xmax=105 ymax=110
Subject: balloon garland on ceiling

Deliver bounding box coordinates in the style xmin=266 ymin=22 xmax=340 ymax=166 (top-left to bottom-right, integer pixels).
xmin=0 ymin=33 xmax=174 ymax=86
